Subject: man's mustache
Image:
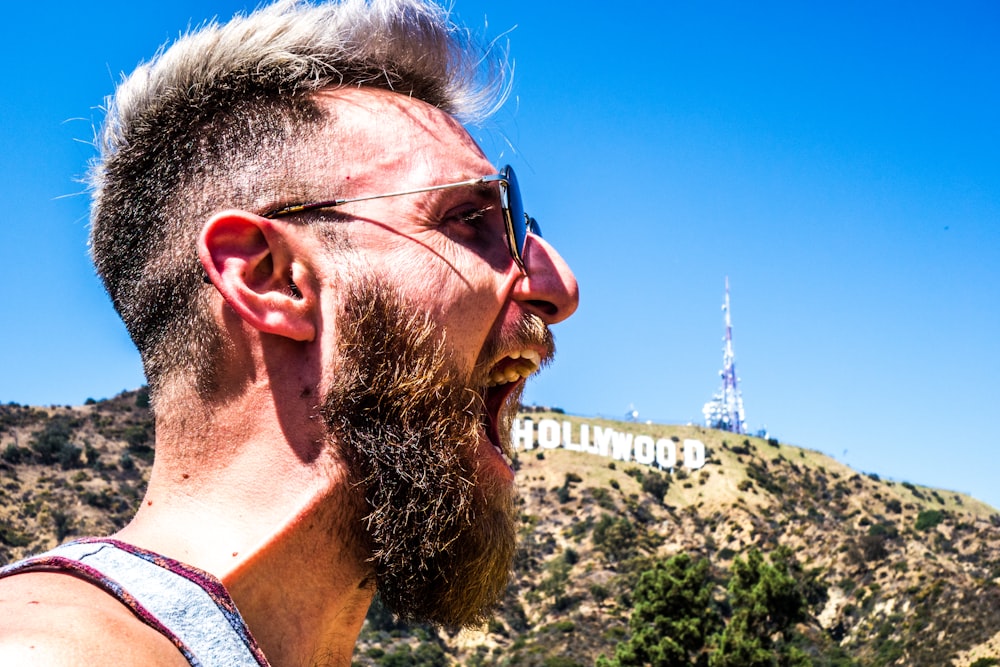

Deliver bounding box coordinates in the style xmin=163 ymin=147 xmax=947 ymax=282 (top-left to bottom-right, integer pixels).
xmin=473 ymin=313 xmax=555 ymax=384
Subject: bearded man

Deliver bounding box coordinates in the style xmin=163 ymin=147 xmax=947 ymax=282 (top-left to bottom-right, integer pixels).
xmin=0 ymin=1 xmax=578 ymax=665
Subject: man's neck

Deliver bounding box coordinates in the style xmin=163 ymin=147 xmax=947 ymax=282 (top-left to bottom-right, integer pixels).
xmin=223 ymin=492 xmax=375 ymax=667
xmin=115 ymin=403 xmax=373 ymax=667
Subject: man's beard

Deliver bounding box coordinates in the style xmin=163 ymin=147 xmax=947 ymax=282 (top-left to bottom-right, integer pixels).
xmin=321 ymin=278 xmax=551 ymax=628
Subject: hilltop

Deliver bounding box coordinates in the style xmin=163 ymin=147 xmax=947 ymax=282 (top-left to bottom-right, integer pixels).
xmin=1 ymin=393 xmax=999 ymax=665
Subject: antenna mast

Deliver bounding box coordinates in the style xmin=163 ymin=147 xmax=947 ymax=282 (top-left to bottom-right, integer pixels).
xmin=702 ymin=277 xmax=747 ymax=434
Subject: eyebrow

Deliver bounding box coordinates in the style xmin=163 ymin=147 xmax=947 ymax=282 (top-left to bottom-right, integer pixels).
xmin=263 ymin=174 xmax=500 ymax=220
xmin=460 ymin=181 xmax=503 ymax=213
xmin=420 ymin=178 xmax=499 ymax=216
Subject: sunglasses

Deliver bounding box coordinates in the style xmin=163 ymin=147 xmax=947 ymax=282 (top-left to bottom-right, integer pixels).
xmin=263 ymin=164 xmax=542 ymax=274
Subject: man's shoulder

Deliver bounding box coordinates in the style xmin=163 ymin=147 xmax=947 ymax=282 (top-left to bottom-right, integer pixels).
xmin=0 ymin=571 xmax=188 ymax=666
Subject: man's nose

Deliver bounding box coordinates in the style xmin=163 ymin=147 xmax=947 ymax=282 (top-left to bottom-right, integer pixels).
xmin=510 ymin=235 xmax=579 ymax=324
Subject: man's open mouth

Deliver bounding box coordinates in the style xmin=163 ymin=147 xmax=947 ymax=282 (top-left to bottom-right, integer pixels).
xmin=481 ymin=349 xmax=543 ymax=466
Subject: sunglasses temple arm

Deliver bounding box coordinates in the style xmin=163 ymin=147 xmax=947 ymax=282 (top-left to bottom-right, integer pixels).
xmin=267 ymin=173 xmax=506 ymax=218
xmin=332 ymin=176 xmax=492 ymax=207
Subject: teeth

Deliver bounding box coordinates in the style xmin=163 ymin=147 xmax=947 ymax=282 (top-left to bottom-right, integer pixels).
xmin=486 ymin=349 xmax=542 ymax=387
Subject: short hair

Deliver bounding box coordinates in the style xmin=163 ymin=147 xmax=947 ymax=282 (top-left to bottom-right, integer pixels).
xmin=88 ymin=0 xmax=509 ymax=399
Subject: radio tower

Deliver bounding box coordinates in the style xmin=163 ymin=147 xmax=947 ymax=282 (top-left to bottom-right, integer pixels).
xmin=702 ymin=277 xmax=747 ymax=434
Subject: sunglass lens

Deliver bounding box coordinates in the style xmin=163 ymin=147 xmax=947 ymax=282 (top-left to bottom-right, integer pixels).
xmin=501 ymin=165 xmax=528 ymax=262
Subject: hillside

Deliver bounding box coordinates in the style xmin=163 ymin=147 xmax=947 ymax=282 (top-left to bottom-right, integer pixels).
xmin=2 ymin=393 xmax=999 ymax=665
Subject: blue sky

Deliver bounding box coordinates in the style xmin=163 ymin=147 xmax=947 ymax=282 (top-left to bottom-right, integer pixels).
xmin=2 ymin=2 xmax=997 ymax=508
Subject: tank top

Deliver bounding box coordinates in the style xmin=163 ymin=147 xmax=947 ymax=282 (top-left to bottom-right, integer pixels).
xmin=0 ymin=538 xmax=269 ymax=667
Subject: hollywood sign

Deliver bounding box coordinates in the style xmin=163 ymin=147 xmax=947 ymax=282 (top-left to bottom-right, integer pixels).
xmin=512 ymin=418 xmax=706 ymax=472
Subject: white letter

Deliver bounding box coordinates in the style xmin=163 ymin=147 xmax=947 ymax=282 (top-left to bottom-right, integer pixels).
xmin=581 ymin=423 xmax=601 ymax=455
xmin=511 ymin=419 xmax=534 ymax=451
xmin=593 ymin=426 xmax=614 ymax=457
xmin=684 ymin=439 xmax=706 ymax=470
xmin=610 ymin=430 xmax=634 ymax=461
xmin=634 ymin=435 xmax=655 ymax=465
xmin=538 ymin=419 xmax=561 ymax=449
xmin=563 ymin=421 xmax=585 ymax=452
xmin=656 ymin=439 xmax=676 ymax=470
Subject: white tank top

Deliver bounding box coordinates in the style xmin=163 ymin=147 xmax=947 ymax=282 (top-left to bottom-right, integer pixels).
xmin=0 ymin=539 xmax=269 ymax=666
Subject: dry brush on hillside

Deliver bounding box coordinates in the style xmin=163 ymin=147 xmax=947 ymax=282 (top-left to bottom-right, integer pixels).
xmin=2 ymin=397 xmax=999 ymax=666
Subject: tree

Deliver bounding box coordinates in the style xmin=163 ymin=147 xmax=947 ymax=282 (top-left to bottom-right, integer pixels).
xmin=599 ymin=553 xmax=722 ymax=667
xmin=709 ymin=548 xmax=809 ymax=667
xmin=601 ymin=547 xmax=819 ymax=667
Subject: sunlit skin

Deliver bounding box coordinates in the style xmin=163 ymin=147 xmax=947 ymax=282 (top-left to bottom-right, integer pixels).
xmin=305 ymin=88 xmax=578 ymax=482
xmin=0 ymin=87 xmax=578 ymax=667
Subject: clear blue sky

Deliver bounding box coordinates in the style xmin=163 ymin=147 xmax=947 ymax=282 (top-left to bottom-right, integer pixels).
xmin=2 ymin=2 xmax=997 ymax=508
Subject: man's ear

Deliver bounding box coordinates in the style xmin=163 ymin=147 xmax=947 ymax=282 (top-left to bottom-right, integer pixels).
xmin=198 ymin=209 xmax=317 ymax=342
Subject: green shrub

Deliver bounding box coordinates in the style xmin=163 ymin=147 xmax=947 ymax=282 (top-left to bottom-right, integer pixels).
xmin=0 ymin=520 xmax=32 ymax=547
xmin=970 ymin=658 xmax=1000 ymax=667
xmin=556 ymin=485 xmax=571 ymax=503
xmin=641 ymin=470 xmax=670 ymax=503
xmin=915 ymin=509 xmax=945 ymax=531
xmin=30 ymin=417 xmax=74 ymax=465
xmin=542 ymin=656 xmax=582 ymax=667
xmin=590 ymin=487 xmax=617 ymax=510
xmin=551 ymin=620 xmax=575 ymax=633
xmin=50 ymin=508 xmax=74 ymax=542
xmin=730 ymin=442 xmax=751 ymax=456
xmin=58 ymin=443 xmax=83 ymax=470
xmin=1 ymin=443 xmax=26 ymax=464
xmin=593 ymin=514 xmax=637 ymax=562
xmin=590 ymin=583 xmax=610 ymax=603
xmin=869 ymin=523 xmax=899 ymax=539
xmin=858 ymin=534 xmax=889 ymax=562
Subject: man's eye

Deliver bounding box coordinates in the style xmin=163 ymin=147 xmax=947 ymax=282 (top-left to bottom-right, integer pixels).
xmin=445 ymin=205 xmax=489 ymax=227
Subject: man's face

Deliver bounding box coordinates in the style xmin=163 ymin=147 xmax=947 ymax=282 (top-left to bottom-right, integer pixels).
xmin=307 ymin=88 xmax=578 ymax=625
xmin=307 ymin=87 xmax=578 ymax=486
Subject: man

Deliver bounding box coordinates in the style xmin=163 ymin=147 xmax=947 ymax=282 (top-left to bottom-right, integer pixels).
xmin=0 ymin=0 xmax=578 ymax=665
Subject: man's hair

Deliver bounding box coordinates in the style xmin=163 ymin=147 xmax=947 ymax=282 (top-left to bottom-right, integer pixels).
xmin=89 ymin=0 xmax=508 ymax=399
